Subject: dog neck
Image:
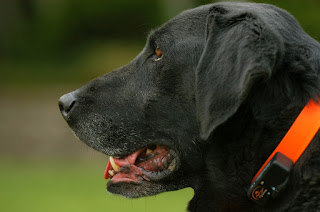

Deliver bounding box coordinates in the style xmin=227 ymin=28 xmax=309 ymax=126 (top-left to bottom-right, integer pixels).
xmin=248 ymin=99 xmax=320 ymax=205
xmin=189 ymin=99 xmax=320 ymax=212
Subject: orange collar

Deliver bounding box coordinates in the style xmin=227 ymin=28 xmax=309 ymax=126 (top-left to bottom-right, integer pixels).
xmin=248 ymin=99 xmax=320 ymax=204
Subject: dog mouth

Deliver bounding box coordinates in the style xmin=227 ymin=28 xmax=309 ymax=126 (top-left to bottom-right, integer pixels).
xmin=105 ymin=145 xmax=178 ymax=184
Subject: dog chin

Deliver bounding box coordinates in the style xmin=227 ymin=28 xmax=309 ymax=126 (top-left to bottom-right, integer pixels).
xmin=107 ymin=179 xmax=187 ymax=198
xmin=107 ymin=181 xmax=169 ymax=198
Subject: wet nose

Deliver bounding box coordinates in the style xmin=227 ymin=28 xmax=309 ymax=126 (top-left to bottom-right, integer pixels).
xmin=58 ymin=93 xmax=76 ymax=119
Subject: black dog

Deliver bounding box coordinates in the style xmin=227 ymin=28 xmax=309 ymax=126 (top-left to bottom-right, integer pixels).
xmin=59 ymin=2 xmax=320 ymax=211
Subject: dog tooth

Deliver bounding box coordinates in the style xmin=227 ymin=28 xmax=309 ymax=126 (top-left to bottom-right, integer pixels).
xmin=109 ymin=156 xmax=121 ymax=172
xmin=146 ymin=149 xmax=152 ymax=155
xmin=108 ymin=170 xmax=115 ymax=177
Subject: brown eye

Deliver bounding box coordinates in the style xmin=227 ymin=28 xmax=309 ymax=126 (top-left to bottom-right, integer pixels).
xmin=155 ymin=48 xmax=163 ymax=61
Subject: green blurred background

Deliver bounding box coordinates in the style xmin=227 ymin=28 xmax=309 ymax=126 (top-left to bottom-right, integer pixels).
xmin=0 ymin=0 xmax=319 ymax=211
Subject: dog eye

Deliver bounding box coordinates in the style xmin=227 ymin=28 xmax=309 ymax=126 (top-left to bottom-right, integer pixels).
xmin=154 ymin=47 xmax=163 ymax=61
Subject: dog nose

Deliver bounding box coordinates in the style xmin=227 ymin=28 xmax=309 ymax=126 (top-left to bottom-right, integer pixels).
xmin=58 ymin=93 xmax=76 ymax=119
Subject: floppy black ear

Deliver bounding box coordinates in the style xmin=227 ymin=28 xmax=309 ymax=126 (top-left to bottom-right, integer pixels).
xmin=196 ymin=7 xmax=282 ymax=140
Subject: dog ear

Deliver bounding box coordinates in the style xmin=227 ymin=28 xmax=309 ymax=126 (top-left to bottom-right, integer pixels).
xmin=196 ymin=7 xmax=282 ymax=140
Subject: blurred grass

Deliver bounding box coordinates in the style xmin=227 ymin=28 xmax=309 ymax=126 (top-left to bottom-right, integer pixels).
xmin=0 ymin=158 xmax=193 ymax=212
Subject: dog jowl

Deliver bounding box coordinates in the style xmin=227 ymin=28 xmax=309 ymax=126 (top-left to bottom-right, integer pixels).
xmin=59 ymin=2 xmax=320 ymax=212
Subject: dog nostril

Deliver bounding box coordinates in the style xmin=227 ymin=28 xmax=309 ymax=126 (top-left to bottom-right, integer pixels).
xmin=58 ymin=93 xmax=77 ymax=118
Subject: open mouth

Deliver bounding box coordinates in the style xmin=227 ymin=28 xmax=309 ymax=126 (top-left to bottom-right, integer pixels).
xmin=105 ymin=145 xmax=178 ymax=184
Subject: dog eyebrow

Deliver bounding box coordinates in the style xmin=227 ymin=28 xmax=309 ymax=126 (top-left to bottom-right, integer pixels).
xmin=148 ymin=31 xmax=173 ymax=52
xmin=147 ymin=30 xmax=158 ymax=47
xmin=148 ymin=29 xmax=168 ymax=47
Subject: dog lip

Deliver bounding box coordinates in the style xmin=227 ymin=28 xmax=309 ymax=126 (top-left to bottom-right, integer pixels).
xmin=141 ymin=156 xmax=178 ymax=181
xmin=106 ymin=145 xmax=157 ymax=159
xmin=106 ymin=147 xmax=179 ymax=184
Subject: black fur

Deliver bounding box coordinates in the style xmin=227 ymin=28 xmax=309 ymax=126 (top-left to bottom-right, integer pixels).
xmin=59 ymin=2 xmax=320 ymax=211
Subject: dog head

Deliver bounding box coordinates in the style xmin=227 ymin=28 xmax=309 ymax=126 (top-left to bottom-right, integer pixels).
xmin=59 ymin=2 xmax=320 ymax=201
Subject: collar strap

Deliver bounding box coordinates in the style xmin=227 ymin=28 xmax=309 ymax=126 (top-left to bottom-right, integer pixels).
xmin=248 ymin=99 xmax=320 ymax=205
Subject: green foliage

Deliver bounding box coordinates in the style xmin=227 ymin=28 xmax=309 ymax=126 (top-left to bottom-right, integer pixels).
xmin=0 ymin=41 xmax=142 ymax=86
xmin=0 ymin=0 xmax=319 ymax=85
xmin=1 ymin=0 xmax=160 ymax=59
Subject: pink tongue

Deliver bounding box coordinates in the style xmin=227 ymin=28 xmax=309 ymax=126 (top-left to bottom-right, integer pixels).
xmin=111 ymin=165 xmax=145 ymax=184
xmin=104 ymin=148 xmax=146 ymax=180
